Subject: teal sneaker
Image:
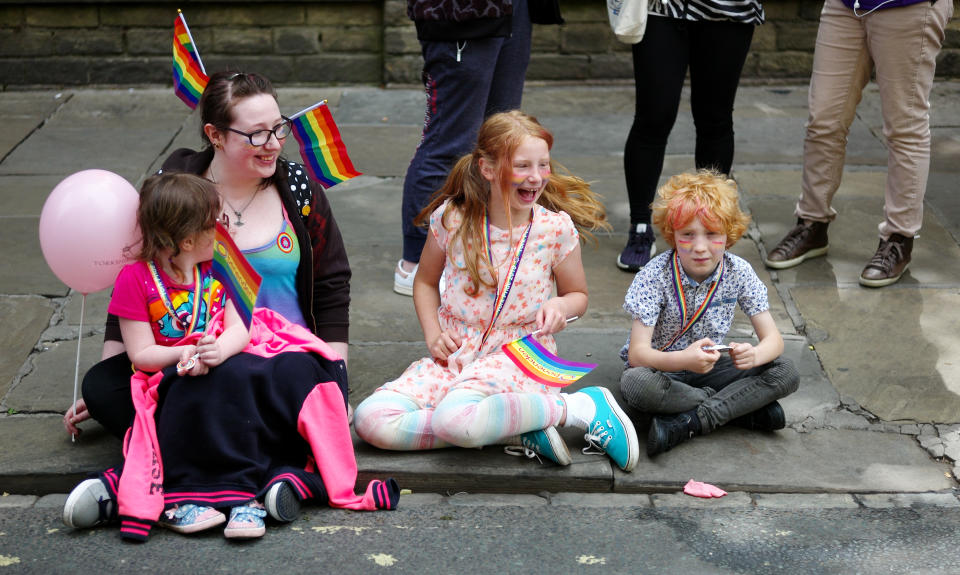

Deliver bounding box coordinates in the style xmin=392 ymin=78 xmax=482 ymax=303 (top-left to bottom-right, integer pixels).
xmin=506 ymin=426 xmax=572 ymax=466
xmin=579 ymin=387 xmax=640 ymax=472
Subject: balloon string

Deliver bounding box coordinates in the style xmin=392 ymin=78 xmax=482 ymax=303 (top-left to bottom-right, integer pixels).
xmin=71 ymin=293 xmax=85 ymax=443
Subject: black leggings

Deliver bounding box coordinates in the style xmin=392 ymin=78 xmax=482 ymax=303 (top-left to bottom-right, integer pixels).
xmin=624 ymin=16 xmax=754 ymax=225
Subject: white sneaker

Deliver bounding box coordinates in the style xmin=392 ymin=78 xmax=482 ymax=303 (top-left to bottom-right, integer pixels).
xmin=63 ymin=478 xmax=114 ymax=529
xmin=393 ymin=259 xmax=417 ymax=296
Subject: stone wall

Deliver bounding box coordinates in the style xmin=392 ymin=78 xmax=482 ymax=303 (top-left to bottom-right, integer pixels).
xmin=1 ymin=0 xmax=958 ymax=88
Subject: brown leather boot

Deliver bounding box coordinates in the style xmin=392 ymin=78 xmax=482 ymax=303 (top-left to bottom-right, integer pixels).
xmin=765 ymin=218 xmax=829 ymax=269
xmin=859 ymin=233 xmax=913 ymax=287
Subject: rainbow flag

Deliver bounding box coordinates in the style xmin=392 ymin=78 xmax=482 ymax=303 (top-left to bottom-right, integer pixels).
xmin=173 ymin=11 xmax=208 ymax=110
xmin=211 ymin=222 xmax=261 ymax=329
xmin=289 ymin=102 xmax=362 ymax=189
xmin=501 ymin=334 xmax=597 ymax=388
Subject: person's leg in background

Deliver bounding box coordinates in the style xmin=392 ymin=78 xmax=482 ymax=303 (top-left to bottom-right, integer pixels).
xmin=765 ymin=0 xmax=870 ymax=270
xmin=687 ymin=19 xmax=754 ymax=176
xmin=396 ymin=35 xmax=508 ymax=295
xmin=485 ymin=0 xmax=531 ymax=115
xmin=858 ymin=0 xmax=952 ymax=287
xmin=619 ymin=16 xmax=689 ymax=272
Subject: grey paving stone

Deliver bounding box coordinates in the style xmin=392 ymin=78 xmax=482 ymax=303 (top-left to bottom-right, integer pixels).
xmin=447 ymin=493 xmax=548 ymax=507
xmin=651 ymin=492 xmax=753 ymax=509
xmin=550 ymin=492 xmax=652 ymax=508
xmin=615 ymin=428 xmax=953 ymax=494
xmin=0 ymin=494 xmax=38 ymax=508
xmin=0 ymin=217 xmax=70 ymax=296
xmin=34 ymin=493 xmax=68 ymax=508
xmin=354 ymin=433 xmax=614 ymax=495
xmin=6 ymin=336 xmax=102 ymax=413
xmin=396 ymin=493 xmax=444 ymax=507
xmin=0 ymin=295 xmax=55 ymax=402
xmin=752 ymin=493 xmax=858 ymax=509
xmin=857 ymin=492 xmax=960 ymax=509
xmin=0 ymin=415 xmax=120 ymax=495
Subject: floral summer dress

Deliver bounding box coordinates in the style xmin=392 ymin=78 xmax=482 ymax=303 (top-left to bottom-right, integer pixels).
xmin=380 ymin=201 xmax=580 ymax=408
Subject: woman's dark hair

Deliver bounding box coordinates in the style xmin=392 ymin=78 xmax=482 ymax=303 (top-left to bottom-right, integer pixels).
xmin=136 ymin=172 xmax=220 ymax=279
xmin=198 ymin=71 xmax=288 ymax=190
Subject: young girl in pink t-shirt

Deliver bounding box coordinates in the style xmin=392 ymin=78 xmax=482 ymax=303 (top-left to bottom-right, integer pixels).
xmin=108 ymin=172 xmax=253 ymax=535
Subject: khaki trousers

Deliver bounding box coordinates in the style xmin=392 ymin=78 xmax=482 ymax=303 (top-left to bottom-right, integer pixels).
xmin=796 ymin=0 xmax=953 ymax=239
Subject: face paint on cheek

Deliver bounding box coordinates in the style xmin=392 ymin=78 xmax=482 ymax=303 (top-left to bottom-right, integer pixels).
xmin=675 ymin=239 xmax=692 ymax=252
xmin=511 ymin=174 xmax=526 ymax=188
xmin=712 ymin=240 xmax=725 ymax=246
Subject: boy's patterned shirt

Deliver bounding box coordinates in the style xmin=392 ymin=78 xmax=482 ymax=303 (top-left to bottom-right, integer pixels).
xmin=619 ymin=250 xmax=769 ymax=361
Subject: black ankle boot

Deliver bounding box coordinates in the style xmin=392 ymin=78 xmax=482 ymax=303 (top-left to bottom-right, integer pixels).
xmin=646 ymin=410 xmax=700 ymax=457
xmin=729 ymin=401 xmax=785 ymax=431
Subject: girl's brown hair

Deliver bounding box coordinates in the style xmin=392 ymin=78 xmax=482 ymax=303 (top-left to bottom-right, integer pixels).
xmin=136 ymin=172 xmax=220 ymax=279
xmin=198 ymin=70 xmax=286 ymax=191
xmin=651 ymin=170 xmax=750 ymax=249
xmin=416 ymin=110 xmax=610 ymax=296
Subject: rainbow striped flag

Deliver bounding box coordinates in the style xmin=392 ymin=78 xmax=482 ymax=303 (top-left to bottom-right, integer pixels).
xmin=289 ymin=102 xmax=362 ymax=189
xmin=173 ymin=11 xmax=208 ymax=110
xmin=501 ymin=334 xmax=597 ymax=388
xmin=212 ymin=222 xmax=261 ymax=329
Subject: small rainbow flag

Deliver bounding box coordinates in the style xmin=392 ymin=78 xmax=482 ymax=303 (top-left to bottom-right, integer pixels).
xmin=173 ymin=11 xmax=208 ymax=110
xmin=211 ymin=222 xmax=261 ymax=329
xmin=289 ymin=101 xmax=362 ymax=189
xmin=501 ymin=334 xmax=597 ymax=388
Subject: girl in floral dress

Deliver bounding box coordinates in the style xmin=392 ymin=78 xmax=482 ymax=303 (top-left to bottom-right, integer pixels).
xmin=355 ymin=111 xmax=640 ymax=471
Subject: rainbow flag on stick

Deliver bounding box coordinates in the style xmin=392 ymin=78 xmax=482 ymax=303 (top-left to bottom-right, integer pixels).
xmin=212 ymin=222 xmax=261 ymax=329
xmin=173 ymin=10 xmax=208 ymax=110
xmin=289 ymin=101 xmax=362 ymax=189
xmin=501 ymin=334 xmax=597 ymax=388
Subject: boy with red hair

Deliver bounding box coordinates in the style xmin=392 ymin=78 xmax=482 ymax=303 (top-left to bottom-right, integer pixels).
xmin=619 ymin=171 xmax=799 ymax=456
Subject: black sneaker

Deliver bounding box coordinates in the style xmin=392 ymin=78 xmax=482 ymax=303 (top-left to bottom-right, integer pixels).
xmin=264 ymin=480 xmax=301 ymax=523
xmin=646 ymin=412 xmax=699 ymax=457
xmin=617 ymin=223 xmax=657 ymax=272
xmin=729 ymin=401 xmax=786 ymax=431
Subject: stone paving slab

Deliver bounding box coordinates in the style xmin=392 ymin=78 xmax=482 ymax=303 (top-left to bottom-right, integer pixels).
xmin=0 ymin=175 xmax=66 ymax=217
xmin=5 ymin=335 xmax=102 ymax=413
xmin=613 ymin=428 xmax=953 ymax=494
xmin=354 ymin=434 xmax=615 ymax=495
xmin=0 ymin=415 xmax=120 ymax=495
xmin=790 ymin=287 xmax=960 ymax=423
xmin=753 ymin=493 xmax=859 ymax=509
xmin=0 ymin=217 xmax=68 ymax=296
xmin=0 ymin=92 xmax=64 ymax=159
xmin=0 ymin=295 xmax=55 ymax=402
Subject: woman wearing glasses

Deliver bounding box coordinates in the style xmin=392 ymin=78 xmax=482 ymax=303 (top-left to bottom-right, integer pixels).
xmin=60 ymin=72 xmax=382 ymax=539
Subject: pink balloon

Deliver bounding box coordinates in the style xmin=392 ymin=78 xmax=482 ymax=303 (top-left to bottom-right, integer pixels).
xmin=39 ymin=170 xmax=140 ymax=294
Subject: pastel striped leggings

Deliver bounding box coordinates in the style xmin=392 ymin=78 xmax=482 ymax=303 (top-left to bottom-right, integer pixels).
xmin=354 ymin=387 xmax=566 ymax=450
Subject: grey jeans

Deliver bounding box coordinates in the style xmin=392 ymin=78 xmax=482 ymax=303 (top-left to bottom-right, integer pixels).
xmin=619 ymin=356 xmax=799 ymax=433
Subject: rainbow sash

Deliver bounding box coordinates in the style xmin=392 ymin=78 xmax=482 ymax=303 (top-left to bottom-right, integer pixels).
xmin=477 ymin=212 xmax=533 ymax=351
xmin=501 ymin=334 xmax=597 ymax=387
xmin=659 ymin=250 xmax=724 ymax=351
xmin=147 ymin=261 xmax=206 ymax=335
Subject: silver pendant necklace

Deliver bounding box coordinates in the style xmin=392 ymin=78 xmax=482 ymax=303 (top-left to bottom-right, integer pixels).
xmin=209 ymin=168 xmax=259 ymax=228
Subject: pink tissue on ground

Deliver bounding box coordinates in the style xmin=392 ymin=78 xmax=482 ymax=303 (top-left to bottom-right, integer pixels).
xmin=683 ymin=479 xmax=728 ymax=498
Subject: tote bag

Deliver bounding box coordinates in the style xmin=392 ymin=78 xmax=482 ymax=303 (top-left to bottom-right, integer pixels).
xmin=607 ymin=0 xmax=648 ymax=44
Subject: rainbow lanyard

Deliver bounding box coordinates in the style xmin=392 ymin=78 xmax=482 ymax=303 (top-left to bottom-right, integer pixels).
xmin=659 ymin=250 xmax=724 ymax=351
xmin=477 ymin=211 xmax=534 ymax=351
xmin=147 ymin=261 xmax=208 ymax=336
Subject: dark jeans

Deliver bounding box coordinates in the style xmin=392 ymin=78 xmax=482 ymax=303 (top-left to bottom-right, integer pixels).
xmin=619 ymin=356 xmax=799 ymax=433
xmin=401 ymin=0 xmax=531 ymax=263
xmin=623 ymin=16 xmax=754 ymax=226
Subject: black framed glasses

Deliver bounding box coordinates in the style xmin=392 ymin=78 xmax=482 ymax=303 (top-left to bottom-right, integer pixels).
xmin=221 ymin=117 xmax=292 ymax=146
